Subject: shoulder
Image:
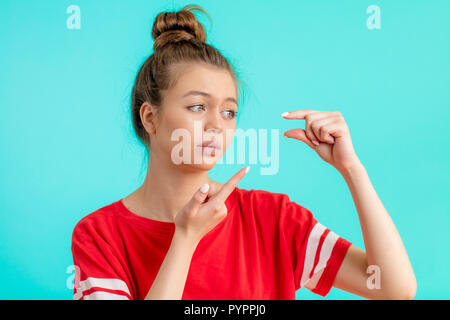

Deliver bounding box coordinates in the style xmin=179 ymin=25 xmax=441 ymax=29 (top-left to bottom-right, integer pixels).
xmin=235 ymin=187 xmax=290 ymax=205
xmin=235 ymin=187 xmax=312 ymax=218
xmin=71 ymin=200 xmax=122 ymax=243
xmin=234 ymin=187 xmax=295 ymax=215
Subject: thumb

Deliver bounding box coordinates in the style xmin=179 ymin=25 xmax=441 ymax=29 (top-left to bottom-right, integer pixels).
xmin=283 ymin=129 xmax=317 ymax=149
xmin=185 ymin=183 xmax=210 ymax=212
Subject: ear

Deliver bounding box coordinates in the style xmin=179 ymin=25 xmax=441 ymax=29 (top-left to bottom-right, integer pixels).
xmin=140 ymin=102 xmax=158 ymax=135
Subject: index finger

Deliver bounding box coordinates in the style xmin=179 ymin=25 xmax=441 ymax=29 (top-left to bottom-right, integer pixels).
xmin=281 ymin=109 xmax=319 ymax=119
xmin=210 ymin=166 xmax=250 ymax=204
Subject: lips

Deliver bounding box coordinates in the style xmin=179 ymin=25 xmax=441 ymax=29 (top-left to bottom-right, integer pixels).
xmin=198 ymin=140 xmax=221 ymax=149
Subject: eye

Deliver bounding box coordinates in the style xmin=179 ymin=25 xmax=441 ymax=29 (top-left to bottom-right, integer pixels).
xmin=223 ymin=109 xmax=237 ymax=119
xmin=187 ymin=104 xmax=205 ymax=112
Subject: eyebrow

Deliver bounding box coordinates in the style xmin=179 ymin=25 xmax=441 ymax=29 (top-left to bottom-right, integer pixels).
xmin=182 ymin=90 xmax=238 ymax=105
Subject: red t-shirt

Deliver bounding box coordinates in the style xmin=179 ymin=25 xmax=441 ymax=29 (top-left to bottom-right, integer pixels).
xmin=71 ymin=187 xmax=352 ymax=300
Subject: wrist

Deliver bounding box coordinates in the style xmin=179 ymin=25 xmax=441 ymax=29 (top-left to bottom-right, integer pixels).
xmin=173 ymin=228 xmax=200 ymax=250
xmin=338 ymin=161 xmax=366 ymax=180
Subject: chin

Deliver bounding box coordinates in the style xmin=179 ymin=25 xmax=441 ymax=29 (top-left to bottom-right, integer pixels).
xmin=174 ymin=161 xmax=217 ymax=173
xmin=184 ymin=152 xmax=224 ymax=172
xmin=168 ymin=145 xmax=224 ymax=172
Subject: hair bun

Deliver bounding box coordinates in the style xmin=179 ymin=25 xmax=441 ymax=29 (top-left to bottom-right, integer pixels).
xmin=152 ymin=5 xmax=210 ymax=50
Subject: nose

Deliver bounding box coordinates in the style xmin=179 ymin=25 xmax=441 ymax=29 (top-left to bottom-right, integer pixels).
xmin=204 ymin=108 xmax=223 ymax=135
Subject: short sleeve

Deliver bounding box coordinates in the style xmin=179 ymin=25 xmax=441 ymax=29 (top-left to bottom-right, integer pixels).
xmin=278 ymin=194 xmax=352 ymax=297
xmin=71 ymin=219 xmax=133 ymax=300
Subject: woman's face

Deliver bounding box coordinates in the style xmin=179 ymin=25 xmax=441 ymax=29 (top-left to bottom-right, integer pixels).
xmin=144 ymin=62 xmax=238 ymax=171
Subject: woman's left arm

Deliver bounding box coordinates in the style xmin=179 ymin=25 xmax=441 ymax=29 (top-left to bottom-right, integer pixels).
xmin=281 ymin=109 xmax=417 ymax=300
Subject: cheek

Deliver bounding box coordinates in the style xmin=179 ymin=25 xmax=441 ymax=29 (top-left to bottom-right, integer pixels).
xmin=164 ymin=120 xmax=197 ymax=156
xmin=223 ymin=126 xmax=236 ymax=148
xmin=160 ymin=113 xmax=194 ymax=140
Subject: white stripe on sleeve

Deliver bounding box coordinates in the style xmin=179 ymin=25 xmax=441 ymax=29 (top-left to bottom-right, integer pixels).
xmin=304 ymin=268 xmax=325 ymax=290
xmin=74 ymin=289 xmax=83 ymax=300
xmin=83 ymin=291 xmax=129 ymax=300
xmin=304 ymin=231 xmax=339 ymax=290
xmin=300 ymin=222 xmax=327 ymax=287
xmin=73 ymin=277 xmax=131 ymax=300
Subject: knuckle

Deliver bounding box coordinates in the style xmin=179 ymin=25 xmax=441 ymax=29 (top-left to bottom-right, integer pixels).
xmin=305 ymin=114 xmax=312 ymax=122
xmin=216 ymin=209 xmax=227 ymax=219
xmin=195 ymin=192 xmax=205 ymax=202
xmin=319 ymin=127 xmax=326 ymax=139
xmin=216 ymin=204 xmax=227 ymax=214
xmin=181 ymin=209 xmax=193 ymax=221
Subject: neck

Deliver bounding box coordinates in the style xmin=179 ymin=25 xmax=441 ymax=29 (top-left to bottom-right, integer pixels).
xmin=136 ymin=151 xmax=220 ymax=222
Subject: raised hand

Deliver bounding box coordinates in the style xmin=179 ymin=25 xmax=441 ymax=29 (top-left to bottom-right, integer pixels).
xmin=281 ymin=110 xmax=361 ymax=172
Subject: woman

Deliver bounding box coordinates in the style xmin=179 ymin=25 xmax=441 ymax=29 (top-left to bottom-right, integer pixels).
xmin=71 ymin=4 xmax=416 ymax=300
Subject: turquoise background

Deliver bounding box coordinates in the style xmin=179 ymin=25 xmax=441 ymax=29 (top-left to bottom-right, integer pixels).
xmin=1 ymin=0 xmax=449 ymax=299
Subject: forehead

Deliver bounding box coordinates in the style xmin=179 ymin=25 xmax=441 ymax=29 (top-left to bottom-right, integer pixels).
xmin=169 ymin=63 xmax=237 ymax=101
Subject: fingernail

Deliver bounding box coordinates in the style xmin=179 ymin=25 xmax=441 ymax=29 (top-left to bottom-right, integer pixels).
xmin=200 ymin=183 xmax=210 ymax=194
xmin=281 ymin=112 xmax=289 ymax=117
xmin=244 ymin=166 xmax=250 ymax=174
xmin=312 ymin=140 xmax=320 ymax=146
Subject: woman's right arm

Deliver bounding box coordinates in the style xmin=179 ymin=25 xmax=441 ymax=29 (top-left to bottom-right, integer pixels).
xmin=144 ymin=229 xmax=198 ymax=300
xmin=144 ymin=166 xmax=250 ymax=300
